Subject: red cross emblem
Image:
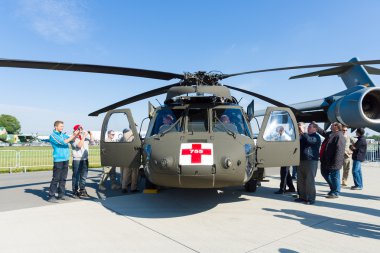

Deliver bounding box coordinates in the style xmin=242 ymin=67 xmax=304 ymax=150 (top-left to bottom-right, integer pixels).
xmin=181 ymin=143 xmax=212 ymax=164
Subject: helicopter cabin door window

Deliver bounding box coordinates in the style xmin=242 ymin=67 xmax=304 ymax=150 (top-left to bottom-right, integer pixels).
xmin=187 ymin=109 xmax=208 ymax=132
xmin=105 ymin=113 xmax=134 ymax=143
xmin=256 ymin=107 xmax=300 ymax=168
xmin=262 ymin=111 xmax=296 ymax=141
xmin=101 ymin=109 xmax=141 ymax=167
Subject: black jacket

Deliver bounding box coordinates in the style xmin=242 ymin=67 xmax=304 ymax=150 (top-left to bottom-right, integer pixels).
xmin=300 ymin=133 xmax=321 ymax=161
xmin=352 ymin=136 xmax=367 ymax=162
xmin=317 ymin=127 xmax=346 ymax=170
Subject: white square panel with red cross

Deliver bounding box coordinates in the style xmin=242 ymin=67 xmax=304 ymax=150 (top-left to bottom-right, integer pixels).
xmin=179 ymin=143 xmax=214 ymax=166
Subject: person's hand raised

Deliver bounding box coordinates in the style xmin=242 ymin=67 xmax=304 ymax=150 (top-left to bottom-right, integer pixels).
xmin=298 ymin=125 xmax=304 ymax=134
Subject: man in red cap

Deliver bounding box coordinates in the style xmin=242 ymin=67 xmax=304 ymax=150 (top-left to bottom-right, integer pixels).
xmin=70 ymin=124 xmax=94 ymax=198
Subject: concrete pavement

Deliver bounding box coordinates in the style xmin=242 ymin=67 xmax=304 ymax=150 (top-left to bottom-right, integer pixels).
xmin=0 ymin=164 xmax=379 ymax=252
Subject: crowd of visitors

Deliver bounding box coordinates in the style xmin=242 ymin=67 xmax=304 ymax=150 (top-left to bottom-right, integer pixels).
xmin=275 ymin=121 xmax=368 ymax=205
xmin=46 ymin=119 xmax=368 ymax=204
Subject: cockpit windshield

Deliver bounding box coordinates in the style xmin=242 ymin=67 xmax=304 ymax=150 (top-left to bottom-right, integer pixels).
xmin=148 ymin=108 xmax=184 ymax=136
xmin=212 ymin=108 xmax=251 ymax=137
xmin=147 ymin=107 xmax=251 ymax=138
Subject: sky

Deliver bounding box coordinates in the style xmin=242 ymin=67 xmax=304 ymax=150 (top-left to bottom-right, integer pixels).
xmin=1 ymin=0 xmax=380 ymax=135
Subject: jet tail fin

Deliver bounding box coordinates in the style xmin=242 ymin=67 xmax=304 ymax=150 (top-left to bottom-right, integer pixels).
xmin=290 ymin=57 xmax=376 ymax=89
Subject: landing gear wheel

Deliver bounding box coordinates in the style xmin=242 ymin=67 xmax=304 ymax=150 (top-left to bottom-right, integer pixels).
xmin=244 ymin=178 xmax=258 ymax=192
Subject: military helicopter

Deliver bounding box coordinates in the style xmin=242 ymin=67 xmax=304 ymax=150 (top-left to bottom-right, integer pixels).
xmin=0 ymin=57 xmax=379 ymax=192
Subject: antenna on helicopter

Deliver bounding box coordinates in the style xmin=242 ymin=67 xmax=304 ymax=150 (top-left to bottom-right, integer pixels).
xmin=155 ymin=98 xmax=162 ymax=106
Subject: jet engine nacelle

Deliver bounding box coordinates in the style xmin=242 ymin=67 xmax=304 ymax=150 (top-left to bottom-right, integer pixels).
xmin=327 ymin=87 xmax=380 ymax=129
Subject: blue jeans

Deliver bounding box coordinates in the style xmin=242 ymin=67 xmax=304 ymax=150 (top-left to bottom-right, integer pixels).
xmin=352 ymin=160 xmax=363 ymax=188
xmin=292 ymin=166 xmax=298 ymax=179
xmin=321 ymin=169 xmax=341 ymax=196
xmin=72 ymin=159 xmax=89 ymax=192
xmin=49 ymin=161 xmax=69 ymax=197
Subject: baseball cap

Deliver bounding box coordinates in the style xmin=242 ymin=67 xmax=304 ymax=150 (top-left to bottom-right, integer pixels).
xmin=73 ymin=124 xmax=82 ymax=131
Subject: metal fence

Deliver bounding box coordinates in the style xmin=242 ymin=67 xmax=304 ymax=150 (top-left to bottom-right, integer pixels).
xmin=0 ymin=148 xmax=101 ymax=173
xmin=366 ymin=142 xmax=380 ymax=162
xmin=1 ymin=143 xmax=379 ymax=173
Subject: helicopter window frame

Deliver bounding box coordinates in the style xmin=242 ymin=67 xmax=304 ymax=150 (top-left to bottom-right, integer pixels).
xmin=103 ymin=112 xmax=138 ymax=144
xmin=186 ymin=107 xmax=210 ymax=133
xmin=262 ymin=110 xmax=296 ymax=142
xmin=146 ymin=108 xmax=185 ymax=137
xmin=211 ymin=107 xmax=252 ymax=138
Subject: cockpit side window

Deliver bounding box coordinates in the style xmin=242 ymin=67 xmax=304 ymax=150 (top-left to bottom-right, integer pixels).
xmin=148 ymin=109 xmax=184 ymax=136
xmin=212 ymin=108 xmax=251 ymax=137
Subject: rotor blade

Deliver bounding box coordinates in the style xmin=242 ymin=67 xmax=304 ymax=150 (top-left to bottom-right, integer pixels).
xmin=0 ymin=58 xmax=184 ymax=81
xmin=89 ymin=83 xmax=178 ymax=116
xmin=289 ymin=66 xmax=351 ymax=79
xmin=224 ymin=84 xmax=302 ymax=115
xmin=222 ymin=59 xmax=380 ymax=79
xmin=364 ymin=65 xmax=380 ymax=75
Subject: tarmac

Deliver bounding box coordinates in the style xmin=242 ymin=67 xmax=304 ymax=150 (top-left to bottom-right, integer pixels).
xmin=0 ymin=164 xmax=379 ymax=253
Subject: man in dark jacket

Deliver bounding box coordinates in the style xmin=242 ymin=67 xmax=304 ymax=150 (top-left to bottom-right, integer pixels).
xmin=316 ymin=122 xmax=346 ymax=198
xmin=295 ymin=123 xmax=321 ymax=204
xmin=351 ymin=128 xmax=367 ymax=190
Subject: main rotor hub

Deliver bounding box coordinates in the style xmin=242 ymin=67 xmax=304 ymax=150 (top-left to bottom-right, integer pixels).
xmin=182 ymin=71 xmax=223 ymax=86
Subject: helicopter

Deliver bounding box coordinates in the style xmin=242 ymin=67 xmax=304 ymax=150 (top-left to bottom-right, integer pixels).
xmin=0 ymin=57 xmax=379 ymax=192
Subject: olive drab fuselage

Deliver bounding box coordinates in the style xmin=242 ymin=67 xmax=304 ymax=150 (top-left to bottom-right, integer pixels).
xmin=100 ymin=99 xmax=300 ymax=189
xmin=142 ymin=104 xmax=255 ymax=188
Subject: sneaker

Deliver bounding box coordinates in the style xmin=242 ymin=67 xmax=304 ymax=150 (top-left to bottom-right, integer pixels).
xmin=274 ymin=190 xmax=285 ymax=194
xmin=121 ymin=189 xmax=128 ymax=194
xmin=111 ymin=184 xmax=121 ymax=190
xmin=294 ymin=198 xmax=305 ymax=203
xmin=130 ymin=189 xmax=140 ymax=193
xmin=350 ymin=186 xmax=362 ymax=190
xmin=57 ymin=195 xmax=68 ymax=201
xmin=72 ymin=191 xmax=80 ymax=199
xmin=305 ymin=200 xmax=315 ymax=205
xmin=79 ymin=189 xmax=89 ymax=198
xmin=325 ymin=194 xmax=338 ymax=199
xmin=47 ymin=196 xmax=58 ymax=203
xmin=285 ymin=189 xmax=296 ymax=193
xmin=98 ymin=184 xmax=106 ymax=191
xmin=341 ymin=183 xmax=347 ymax=186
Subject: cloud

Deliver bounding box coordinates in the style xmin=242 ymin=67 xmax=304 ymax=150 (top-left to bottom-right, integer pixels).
xmin=17 ymin=0 xmax=89 ymax=43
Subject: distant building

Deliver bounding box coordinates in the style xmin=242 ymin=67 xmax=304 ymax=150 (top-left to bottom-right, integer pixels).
xmin=0 ymin=126 xmax=8 ymax=142
xmin=0 ymin=126 xmax=7 ymax=135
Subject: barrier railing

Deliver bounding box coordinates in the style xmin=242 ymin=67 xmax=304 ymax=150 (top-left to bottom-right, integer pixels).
xmin=0 ymin=149 xmax=101 ymax=173
xmin=0 ymin=150 xmax=17 ymax=173
xmin=366 ymin=143 xmax=380 ymax=162
xmin=0 ymin=143 xmax=379 ymax=173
